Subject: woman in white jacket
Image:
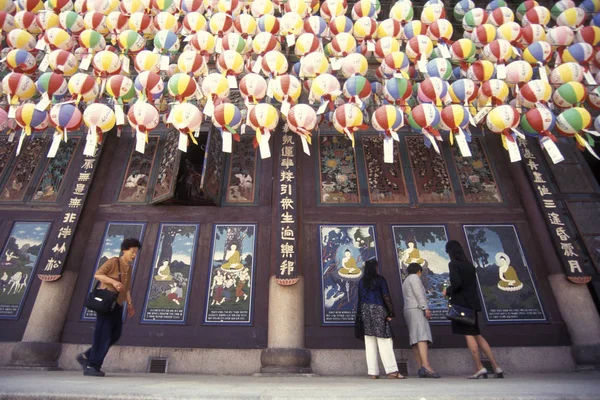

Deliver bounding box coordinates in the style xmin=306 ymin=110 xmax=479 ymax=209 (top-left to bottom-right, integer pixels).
xmin=402 ymin=263 xmax=440 ymax=378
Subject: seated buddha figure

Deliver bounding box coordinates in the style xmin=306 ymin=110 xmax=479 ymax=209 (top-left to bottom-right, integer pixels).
xmin=402 ymin=241 xmax=425 ymax=265
xmin=339 ymin=249 xmax=361 ymax=276
xmin=496 ymin=252 xmax=523 ymax=292
xmin=155 ymin=260 xmax=173 ymax=281
xmin=221 ymin=244 xmax=243 ymax=271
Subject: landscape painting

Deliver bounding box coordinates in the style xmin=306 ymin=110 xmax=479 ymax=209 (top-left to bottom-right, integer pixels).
xmin=392 ymin=225 xmax=451 ymax=322
xmin=464 ymin=225 xmax=546 ymax=322
xmin=204 ymin=224 xmax=256 ymax=325
xmin=142 ymin=223 xmax=199 ymax=324
xmin=81 ymin=222 xmax=146 ymax=320
xmin=0 ymin=221 xmax=51 ymax=319
xmin=320 ymin=225 xmax=378 ymax=324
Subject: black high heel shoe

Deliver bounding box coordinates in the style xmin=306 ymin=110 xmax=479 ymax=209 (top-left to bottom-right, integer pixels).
xmin=422 ymin=368 xmax=441 ymax=378
xmin=494 ymin=368 xmax=504 ymax=378
xmin=467 ymin=368 xmax=488 ymax=379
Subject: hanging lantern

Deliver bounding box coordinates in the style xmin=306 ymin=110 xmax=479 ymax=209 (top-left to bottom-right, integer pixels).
xmin=467 ymin=60 xmax=495 ymax=82
xmin=5 ymin=48 xmax=36 ymax=73
xmin=6 ymin=28 xmax=36 ymax=50
xmin=247 ymin=103 xmax=278 ymax=158
xmin=256 ymin=14 xmax=279 ymax=34
xmin=556 ymin=107 xmax=599 ymax=159
xmin=190 ymin=31 xmax=216 ymax=61
xmin=343 ymin=75 xmax=371 ymax=108
xmin=488 ymin=7 xmax=514 ymax=27
xmin=332 ymin=103 xmax=366 ymax=147
xmin=177 ymin=50 xmax=207 ymax=77
xmin=517 ymin=79 xmax=552 ymax=108
xmin=449 ymin=79 xmax=479 ymax=108
xmin=462 ymin=8 xmax=488 ymax=33
xmin=522 ymin=6 xmax=551 ymax=26
xmin=287 ymin=104 xmax=317 ymax=155
xmin=552 ymin=82 xmax=588 ymax=109
xmin=486 ymin=105 xmax=522 ymax=161
xmin=167 ymin=73 xmax=198 ymax=103
xmin=134 ymin=50 xmax=161 ymax=74
xmin=340 ymin=53 xmax=368 ymax=78
xmin=170 ymin=103 xmax=203 ymax=151
xmin=353 ymin=16 xmax=377 ymax=50
xmin=239 ymin=73 xmax=267 ymax=106
xmin=67 ymin=72 xmax=99 ymax=103
xmin=376 ymin=18 xmax=402 ymax=40
xmin=389 ymin=1 xmax=413 ymax=25
xmin=371 ymin=105 xmax=403 ymax=163
xmin=479 ymin=79 xmax=510 ymax=106
xmin=49 ymin=49 xmax=79 ymax=76
xmin=49 ymin=102 xmax=82 ymax=145
xmin=408 ymin=103 xmax=443 ymax=154
xmin=35 ymin=72 xmax=68 ymax=108
xmin=200 ymin=72 xmax=230 ymax=117
xmin=425 ymin=58 xmax=453 ymax=81
xmin=556 ymin=8 xmax=586 ymax=30
xmin=2 ymin=72 xmax=36 ymax=107
xmin=127 ymin=102 xmax=160 ymax=151
xmin=520 ymin=107 xmax=557 ymax=144
xmin=217 ymin=50 xmax=244 ymax=88
xmin=440 ymin=104 xmax=472 ymax=157
xmin=549 ymin=63 xmax=585 ymax=87
xmin=15 ymin=104 xmax=48 ymax=154
xmin=272 ymin=74 xmax=302 ymax=114
xmin=134 ymin=71 xmax=164 ymax=102
xmin=383 ymin=76 xmax=412 ymax=113
xmin=309 ymin=73 xmax=341 ymax=113
xmin=212 ymin=103 xmax=243 ymax=152
xmin=417 ymin=77 xmax=448 ymax=106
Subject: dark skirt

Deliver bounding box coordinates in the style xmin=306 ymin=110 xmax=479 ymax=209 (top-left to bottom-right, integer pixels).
xmin=451 ymin=312 xmax=481 ymax=336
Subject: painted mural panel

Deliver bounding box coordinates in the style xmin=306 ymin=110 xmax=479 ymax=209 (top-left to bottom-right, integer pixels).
xmin=118 ymin=136 xmax=159 ymax=203
xmin=464 ymin=225 xmax=546 ymax=322
xmin=205 ymin=224 xmax=256 ymax=325
xmin=450 ymin=138 xmax=502 ymax=203
xmin=0 ymin=137 xmax=50 ymax=202
xmin=142 ymin=223 xmax=198 ymax=324
xmin=226 ymin=136 xmax=257 ymax=203
xmin=81 ymin=222 xmax=146 ymax=320
xmin=151 ymin=130 xmax=180 ymax=203
xmin=200 ymin=129 xmax=224 ymax=205
xmin=32 ymin=138 xmax=79 ymax=202
xmin=361 ymin=135 xmax=409 ymax=204
xmin=392 ymin=225 xmax=450 ymax=322
xmin=319 ymin=136 xmax=360 ymax=204
xmin=0 ymin=222 xmax=51 ymax=318
xmin=405 ymin=136 xmax=455 ymax=204
xmin=320 ymin=225 xmax=378 ymax=324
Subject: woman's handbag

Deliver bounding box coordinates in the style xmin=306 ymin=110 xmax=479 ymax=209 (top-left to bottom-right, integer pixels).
xmin=84 ymin=260 xmax=122 ymax=314
xmin=85 ymin=281 xmax=118 ymax=314
xmin=446 ymin=303 xmax=476 ymax=326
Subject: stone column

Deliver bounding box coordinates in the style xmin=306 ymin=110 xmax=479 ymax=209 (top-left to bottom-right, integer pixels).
xmin=260 ymin=276 xmax=311 ymax=374
xmin=10 ymin=271 xmax=79 ymax=368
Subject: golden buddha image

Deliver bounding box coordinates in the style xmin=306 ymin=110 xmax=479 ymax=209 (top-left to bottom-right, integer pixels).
xmin=496 ymin=252 xmax=523 ymax=292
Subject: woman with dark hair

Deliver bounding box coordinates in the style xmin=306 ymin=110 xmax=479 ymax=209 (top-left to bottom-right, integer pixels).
xmin=355 ymin=259 xmax=405 ymax=379
xmin=444 ymin=240 xmax=503 ymax=379
xmin=402 ymin=263 xmax=440 ymax=378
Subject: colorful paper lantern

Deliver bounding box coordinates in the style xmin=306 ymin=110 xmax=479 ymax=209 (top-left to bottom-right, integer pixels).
xmin=332 ymin=103 xmax=365 ymax=146
xmin=248 ymin=103 xmax=278 ymax=158
xmin=68 ymin=72 xmax=99 ymax=103
xmin=286 ymin=104 xmax=317 ymax=154
xmin=553 ymin=82 xmax=588 ymax=109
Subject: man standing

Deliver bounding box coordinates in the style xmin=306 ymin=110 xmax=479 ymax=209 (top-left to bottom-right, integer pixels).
xmin=77 ymin=238 xmax=141 ymax=377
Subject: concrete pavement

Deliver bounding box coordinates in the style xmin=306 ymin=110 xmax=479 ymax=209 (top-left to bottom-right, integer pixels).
xmin=0 ymin=370 xmax=599 ymax=400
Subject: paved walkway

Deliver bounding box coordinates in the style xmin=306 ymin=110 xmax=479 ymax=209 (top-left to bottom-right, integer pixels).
xmin=0 ymin=370 xmax=599 ymax=400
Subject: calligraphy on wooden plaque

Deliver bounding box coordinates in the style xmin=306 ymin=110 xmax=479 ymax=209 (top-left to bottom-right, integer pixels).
xmin=276 ymin=133 xmax=299 ymax=286
xmin=38 ymin=143 xmax=103 ymax=281
xmin=405 ymin=136 xmax=456 ymax=204
xmin=517 ymin=137 xmax=594 ymax=283
xmin=361 ymin=135 xmax=408 ymax=204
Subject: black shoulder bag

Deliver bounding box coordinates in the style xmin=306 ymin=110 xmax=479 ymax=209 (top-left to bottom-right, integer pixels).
xmin=446 ymin=286 xmax=477 ymax=326
xmin=85 ymin=260 xmax=122 ymax=314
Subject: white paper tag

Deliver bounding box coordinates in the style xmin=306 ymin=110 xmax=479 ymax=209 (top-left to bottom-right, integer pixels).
xmin=83 ymin=131 xmax=97 ymax=156
xmin=456 ymin=129 xmax=472 ymax=157
xmin=258 ymin=131 xmax=271 ymax=158
xmin=506 ymin=137 xmax=521 ymax=162
xmin=317 ymin=101 xmax=328 ymax=115
xmin=167 ymin=110 xmax=174 ymax=123
xmin=281 ymin=101 xmax=291 ymax=117
xmin=417 ymin=59 xmax=428 ymax=73
xmin=115 ymin=105 xmax=125 ymax=125
xmin=122 ymin=56 xmax=130 ymax=73
xmin=160 ymin=55 xmax=170 ymax=71
xmin=367 ymin=41 xmax=375 ymax=52
xmin=265 ymin=79 xmax=274 ymax=98
xmin=423 ymin=131 xmax=440 ymax=155
xmin=496 ymin=64 xmax=506 ymax=80
xmin=512 ymin=46 xmax=521 ymax=58
xmin=469 ymin=111 xmax=477 ymax=127
xmin=584 ymin=70 xmax=597 ymax=85
xmin=184 ymin=35 xmax=192 ymax=42
xmin=540 ymin=137 xmax=564 ymax=164
xmin=383 ymin=136 xmax=394 ymax=163
xmin=204 ymin=98 xmax=215 ymax=117
xmin=510 ymin=127 xmax=525 ymax=140
xmin=330 ymin=58 xmax=341 ymax=70
xmin=241 ymin=123 xmax=246 ymax=135
xmin=35 ymin=39 xmax=46 ymax=50
xmin=252 ymin=56 xmax=263 ymax=73
xmin=39 ymin=54 xmax=50 ymax=72
xmin=16 ymin=132 xmax=26 ymax=156
xmin=583 ymin=129 xmax=600 ymax=137
xmin=35 ymin=93 xmax=51 ymax=111
xmin=80 ymin=54 xmax=92 ymax=70
xmin=178 ymin=133 xmax=188 ymax=152
xmin=300 ymin=135 xmax=310 ymax=155
xmin=286 ymin=34 xmax=295 ymax=47
xmin=539 ymin=66 xmax=548 ymax=82
xmin=473 ymin=107 xmax=490 ymax=124
xmin=440 ymin=43 xmax=451 ymax=59
xmin=8 ymin=131 xmax=15 ymax=142
xmin=47 ymin=133 xmax=62 ymax=158
xmin=8 ymin=105 xmax=16 ymax=119
xmin=216 ymin=37 xmax=223 ymax=53
xmin=584 ymin=139 xmax=600 ymax=160
xmin=135 ymin=131 xmax=146 ymax=153
xmin=227 ymin=75 xmax=238 ymax=89
xmin=222 ymin=130 xmax=233 ymax=152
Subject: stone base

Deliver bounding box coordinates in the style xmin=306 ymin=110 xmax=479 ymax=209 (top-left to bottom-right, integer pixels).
xmin=571 ymin=344 xmax=600 ymax=365
xmin=260 ymin=348 xmax=312 ymax=374
xmin=10 ymin=342 xmax=61 ymax=369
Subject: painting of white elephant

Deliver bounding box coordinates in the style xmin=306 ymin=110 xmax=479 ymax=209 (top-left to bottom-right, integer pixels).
xmin=0 ymin=221 xmax=51 ymax=319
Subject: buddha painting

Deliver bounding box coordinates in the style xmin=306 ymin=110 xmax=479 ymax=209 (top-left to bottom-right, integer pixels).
xmin=155 ymin=260 xmax=173 ymax=281
xmin=221 ymin=244 xmax=243 ymax=271
xmin=338 ymin=249 xmax=363 ymax=280
xmin=496 ymin=252 xmax=523 ymax=292
xmin=402 ymin=241 xmax=425 ymax=265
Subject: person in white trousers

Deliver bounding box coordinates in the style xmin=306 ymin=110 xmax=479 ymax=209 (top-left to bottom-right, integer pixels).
xmin=355 ymin=259 xmax=405 ymax=379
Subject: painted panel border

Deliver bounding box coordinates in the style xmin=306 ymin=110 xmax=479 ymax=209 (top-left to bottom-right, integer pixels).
xmin=203 ymin=223 xmax=257 ymax=326
xmin=319 ymin=224 xmax=379 ymax=325
xmin=391 ymin=225 xmax=451 ymax=324
xmin=463 ymin=224 xmax=547 ymax=324
xmin=141 ymin=223 xmax=199 ymax=325
xmin=0 ymin=221 xmax=52 ymax=320
xmin=80 ymin=222 xmax=147 ymax=321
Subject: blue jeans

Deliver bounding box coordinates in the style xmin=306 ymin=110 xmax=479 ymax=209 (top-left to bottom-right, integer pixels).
xmin=87 ymin=304 xmax=123 ymax=370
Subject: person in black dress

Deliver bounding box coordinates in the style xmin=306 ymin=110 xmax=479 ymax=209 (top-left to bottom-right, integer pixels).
xmin=443 ymin=240 xmax=504 ymax=379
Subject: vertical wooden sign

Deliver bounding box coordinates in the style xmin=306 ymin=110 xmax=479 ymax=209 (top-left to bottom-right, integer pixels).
xmin=275 ymin=133 xmax=299 ymax=286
